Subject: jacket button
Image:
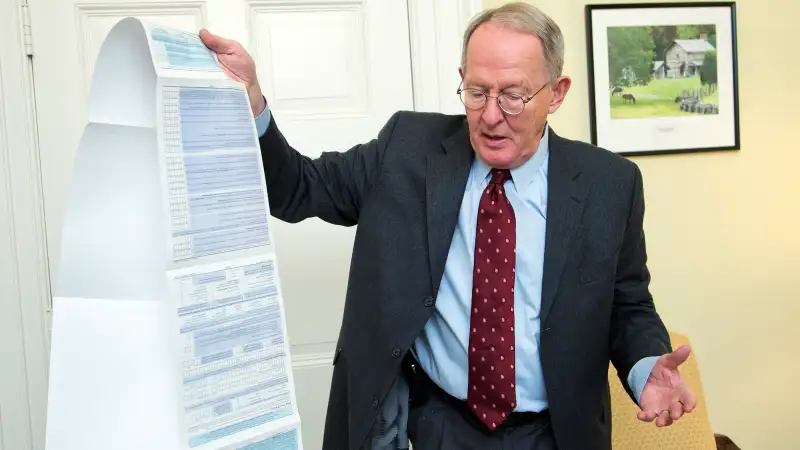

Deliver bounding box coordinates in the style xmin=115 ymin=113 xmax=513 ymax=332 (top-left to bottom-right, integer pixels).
xmin=423 ymin=296 xmax=434 ymax=307
xmin=391 ymin=348 xmax=401 ymax=358
xmin=372 ymin=398 xmax=379 ymax=409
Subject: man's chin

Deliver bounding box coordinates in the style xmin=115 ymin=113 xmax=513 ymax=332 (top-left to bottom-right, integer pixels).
xmin=476 ymin=147 xmax=518 ymax=169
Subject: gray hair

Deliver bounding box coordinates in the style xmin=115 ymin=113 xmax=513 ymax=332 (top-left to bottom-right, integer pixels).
xmin=461 ymin=2 xmax=565 ymax=81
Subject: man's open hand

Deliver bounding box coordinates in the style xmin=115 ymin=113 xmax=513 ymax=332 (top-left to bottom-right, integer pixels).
xmin=637 ymin=345 xmax=697 ymax=427
xmin=199 ymin=29 xmax=266 ymax=116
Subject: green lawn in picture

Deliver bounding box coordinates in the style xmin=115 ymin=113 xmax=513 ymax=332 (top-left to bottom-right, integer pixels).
xmin=624 ymin=76 xmax=701 ymax=98
xmin=610 ymin=96 xmax=695 ymax=119
xmin=609 ymin=76 xmax=718 ymax=119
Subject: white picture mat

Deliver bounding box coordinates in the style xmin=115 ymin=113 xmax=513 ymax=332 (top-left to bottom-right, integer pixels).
xmin=589 ymin=6 xmax=738 ymax=153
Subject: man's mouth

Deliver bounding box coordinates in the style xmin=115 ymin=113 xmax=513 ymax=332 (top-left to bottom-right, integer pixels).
xmin=483 ymin=133 xmax=508 ymax=145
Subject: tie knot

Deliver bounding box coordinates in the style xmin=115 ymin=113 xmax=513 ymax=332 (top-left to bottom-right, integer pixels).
xmin=490 ymin=168 xmax=511 ymax=186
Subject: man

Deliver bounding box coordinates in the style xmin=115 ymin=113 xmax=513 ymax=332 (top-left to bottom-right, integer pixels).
xmin=200 ymin=2 xmax=696 ymax=449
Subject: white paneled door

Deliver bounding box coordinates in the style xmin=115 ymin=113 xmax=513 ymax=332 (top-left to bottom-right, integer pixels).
xmin=28 ymin=1 xmax=415 ymax=449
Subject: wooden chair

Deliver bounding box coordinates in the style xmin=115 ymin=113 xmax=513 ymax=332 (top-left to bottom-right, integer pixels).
xmin=608 ymin=331 xmax=727 ymax=449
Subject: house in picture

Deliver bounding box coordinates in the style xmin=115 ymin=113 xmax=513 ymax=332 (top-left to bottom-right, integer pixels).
xmin=664 ymin=33 xmax=716 ymax=77
xmin=652 ymin=60 xmax=666 ymax=79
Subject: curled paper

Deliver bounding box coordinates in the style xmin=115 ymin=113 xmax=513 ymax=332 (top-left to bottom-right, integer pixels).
xmin=46 ymin=17 xmax=302 ymax=450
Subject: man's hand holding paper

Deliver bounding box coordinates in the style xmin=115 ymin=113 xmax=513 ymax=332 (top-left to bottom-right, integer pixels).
xmin=199 ymin=29 xmax=266 ymax=117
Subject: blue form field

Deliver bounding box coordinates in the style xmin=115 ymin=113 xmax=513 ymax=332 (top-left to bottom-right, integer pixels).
xmin=151 ymin=27 xmax=222 ymax=71
xmin=168 ymin=86 xmax=269 ymax=259
xmin=236 ymin=429 xmax=300 ymax=450
xmin=179 ymin=259 xmax=294 ymax=448
xmin=179 ymin=87 xmax=257 ymax=151
xmin=187 ymin=407 xmax=294 ymax=447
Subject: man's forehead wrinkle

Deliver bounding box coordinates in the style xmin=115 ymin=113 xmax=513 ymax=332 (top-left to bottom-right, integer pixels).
xmin=463 ymin=70 xmax=533 ymax=92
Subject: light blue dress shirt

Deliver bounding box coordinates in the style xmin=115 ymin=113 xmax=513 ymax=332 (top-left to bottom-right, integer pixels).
xmin=410 ymin=125 xmax=658 ymax=411
xmin=253 ymin=105 xmax=657 ymax=411
xmin=254 ymin=101 xmax=271 ymax=137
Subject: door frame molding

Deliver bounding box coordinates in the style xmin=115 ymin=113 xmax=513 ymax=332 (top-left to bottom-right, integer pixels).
xmin=0 ymin=0 xmax=482 ymax=448
xmin=0 ymin=0 xmax=53 ymax=448
xmin=408 ymin=0 xmax=483 ymax=114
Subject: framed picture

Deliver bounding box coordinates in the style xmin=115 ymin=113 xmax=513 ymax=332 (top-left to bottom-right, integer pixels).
xmin=585 ymin=2 xmax=740 ymax=156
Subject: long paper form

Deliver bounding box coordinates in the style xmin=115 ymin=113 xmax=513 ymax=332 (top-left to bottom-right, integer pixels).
xmin=46 ymin=17 xmax=303 ymax=450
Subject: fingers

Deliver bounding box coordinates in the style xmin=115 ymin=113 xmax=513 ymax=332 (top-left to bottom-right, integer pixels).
xmin=198 ymin=29 xmax=236 ymax=54
xmin=669 ymin=401 xmax=683 ymax=421
xmin=663 ymin=345 xmax=691 ymax=368
xmin=682 ymin=389 xmax=697 ymax=413
xmin=640 ymin=409 xmax=675 ymax=427
xmin=198 ymin=29 xmax=218 ymax=50
xmin=637 ymin=410 xmax=657 ymax=422
xmin=640 ymin=399 xmax=695 ymax=427
xmin=656 ymin=410 xmax=673 ymax=427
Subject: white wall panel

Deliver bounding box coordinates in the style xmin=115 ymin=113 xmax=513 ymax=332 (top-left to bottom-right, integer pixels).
xmin=251 ymin=1 xmax=369 ymax=117
xmin=292 ymin=354 xmax=335 ymax=450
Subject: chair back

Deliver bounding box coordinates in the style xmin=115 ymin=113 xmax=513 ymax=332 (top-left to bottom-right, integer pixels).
xmin=609 ymin=332 xmax=717 ymax=449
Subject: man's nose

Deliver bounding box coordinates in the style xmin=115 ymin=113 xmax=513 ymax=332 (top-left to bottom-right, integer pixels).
xmin=481 ymin=97 xmax=505 ymax=126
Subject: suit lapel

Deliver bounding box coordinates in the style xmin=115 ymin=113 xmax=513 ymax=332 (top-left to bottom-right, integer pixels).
xmin=540 ymin=129 xmax=587 ymax=324
xmin=426 ymin=119 xmax=473 ymax=295
xmin=425 ymin=123 xmax=585 ymax=321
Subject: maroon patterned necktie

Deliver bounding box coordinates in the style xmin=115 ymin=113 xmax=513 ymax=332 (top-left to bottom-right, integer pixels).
xmin=467 ymin=168 xmax=516 ymax=431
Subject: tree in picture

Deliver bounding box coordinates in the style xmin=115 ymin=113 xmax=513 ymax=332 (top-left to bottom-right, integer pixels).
xmin=607 ymin=24 xmax=719 ymax=119
xmin=608 ymin=27 xmax=655 ymax=89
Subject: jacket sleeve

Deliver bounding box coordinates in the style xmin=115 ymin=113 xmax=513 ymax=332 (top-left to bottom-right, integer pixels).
xmin=258 ymin=111 xmax=402 ymax=226
xmin=609 ymin=163 xmax=671 ymax=402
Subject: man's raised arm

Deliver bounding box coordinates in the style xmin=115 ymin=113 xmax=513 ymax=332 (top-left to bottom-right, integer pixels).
xmin=200 ymin=29 xmax=399 ymax=226
xmin=257 ymin=109 xmax=400 ymax=225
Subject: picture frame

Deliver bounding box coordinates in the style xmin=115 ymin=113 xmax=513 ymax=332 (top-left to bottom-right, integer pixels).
xmin=585 ymin=2 xmax=740 ymax=156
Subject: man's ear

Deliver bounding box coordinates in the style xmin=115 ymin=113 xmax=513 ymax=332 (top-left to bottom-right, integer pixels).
xmin=548 ymin=75 xmax=572 ymax=114
xmin=458 ymin=67 xmax=464 ymax=79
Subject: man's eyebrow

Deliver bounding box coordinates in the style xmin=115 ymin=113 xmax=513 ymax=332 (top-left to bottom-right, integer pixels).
xmin=500 ymin=83 xmax=529 ymax=91
xmin=463 ymin=80 xmax=489 ymax=89
xmin=463 ymin=81 xmax=529 ymax=91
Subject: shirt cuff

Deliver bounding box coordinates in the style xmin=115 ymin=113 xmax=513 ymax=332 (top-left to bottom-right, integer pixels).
xmin=254 ymin=96 xmax=271 ymax=137
xmin=627 ymin=356 xmax=659 ymax=404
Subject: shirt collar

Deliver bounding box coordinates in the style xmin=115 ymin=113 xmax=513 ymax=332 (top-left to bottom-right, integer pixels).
xmin=470 ymin=123 xmax=550 ymax=194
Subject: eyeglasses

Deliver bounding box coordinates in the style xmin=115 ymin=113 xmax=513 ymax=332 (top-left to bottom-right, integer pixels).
xmin=457 ymin=80 xmax=552 ymax=115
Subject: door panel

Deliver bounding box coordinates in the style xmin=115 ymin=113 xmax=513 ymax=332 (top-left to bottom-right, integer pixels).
xmin=29 ymin=1 xmax=414 ymax=448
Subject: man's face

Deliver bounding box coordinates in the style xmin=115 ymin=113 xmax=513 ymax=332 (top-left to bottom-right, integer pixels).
xmin=460 ymin=21 xmax=570 ymax=169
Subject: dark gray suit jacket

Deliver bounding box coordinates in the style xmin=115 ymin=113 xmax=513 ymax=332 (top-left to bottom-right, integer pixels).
xmin=259 ymin=110 xmax=671 ymax=450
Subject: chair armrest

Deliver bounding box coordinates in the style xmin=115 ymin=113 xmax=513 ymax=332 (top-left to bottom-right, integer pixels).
xmin=715 ymin=433 xmax=742 ymax=450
